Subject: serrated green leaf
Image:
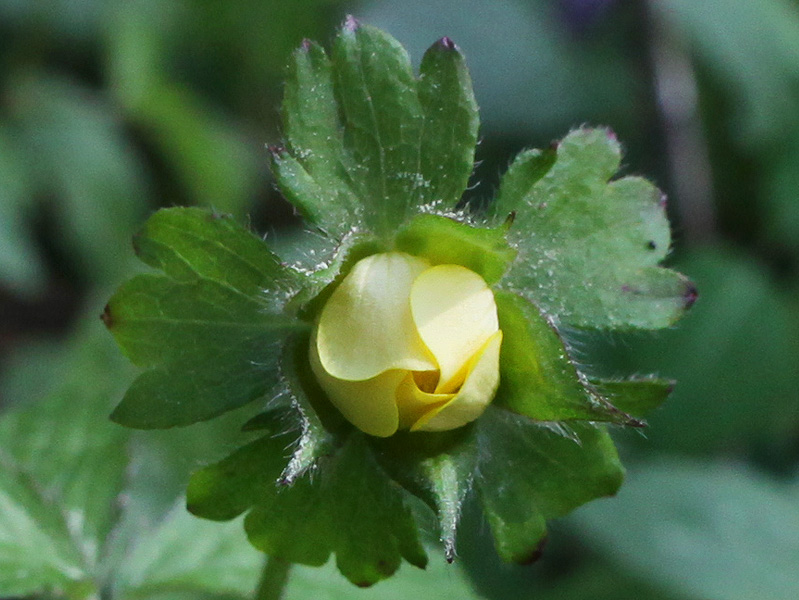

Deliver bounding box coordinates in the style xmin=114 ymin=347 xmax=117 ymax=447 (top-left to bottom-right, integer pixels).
xmin=475 ymin=408 xmax=624 ymax=564
xmin=188 ymin=432 xmax=427 ymax=587
xmin=491 ymin=147 xmax=556 ymax=220
xmin=107 ymin=274 xmax=302 ymax=427
xmin=394 ymin=213 xmax=516 ymax=284
xmin=187 ymin=427 xmax=293 ymax=522
xmin=324 ymin=436 xmax=427 ymax=586
xmin=417 ymin=37 xmax=479 ymax=209
xmin=493 ymin=291 xmax=640 ymax=425
xmin=372 ymin=427 xmax=478 ymax=561
xmin=278 ymin=40 xmax=358 ymax=235
xmin=332 ymin=19 xmax=425 ymax=236
xmin=499 ymin=128 xmax=696 ymax=330
xmin=590 ymin=378 xmax=674 ymax=419
xmin=133 ymin=207 xmax=299 ymax=296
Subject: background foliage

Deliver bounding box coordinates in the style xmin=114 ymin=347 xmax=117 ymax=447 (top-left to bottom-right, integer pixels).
xmin=1 ymin=0 xmax=798 ymax=598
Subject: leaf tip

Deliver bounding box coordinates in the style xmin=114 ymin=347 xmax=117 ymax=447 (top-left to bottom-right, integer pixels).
xmin=100 ymin=303 xmax=113 ymax=329
xmin=436 ymin=36 xmax=458 ymax=51
xmin=344 ymin=14 xmax=360 ymax=32
xmin=683 ymin=281 xmax=699 ymax=309
xmin=268 ymin=144 xmax=287 ymax=157
xmin=515 ymin=534 xmax=548 ymax=565
xmin=444 ymin=539 xmax=456 ymax=563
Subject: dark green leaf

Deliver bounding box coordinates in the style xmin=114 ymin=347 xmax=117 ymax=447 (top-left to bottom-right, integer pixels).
xmin=106 ymin=274 xmax=302 ymax=427
xmin=590 ymin=378 xmax=674 ymax=419
xmin=418 ymin=37 xmax=479 ymax=209
xmin=499 ymin=128 xmax=696 ymax=330
xmin=491 ymin=147 xmax=556 ymax=220
xmin=394 ymin=213 xmax=516 ymax=284
xmin=475 ymin=408 xmax=624 ymax=563
xmin=332 ymin=19 xmax=425 ymax=236
xmin=278 ymin=40 xmax=358 ymax=235
xmin=188 ymin=433 xmax=427 ymax=587
xmin=494 ymin=291 xmax=640 ymax=425
xmin=133 ymin=207 xmax=299 ymax=297
xmin=372 ymin=427 xmax=478 ymax=561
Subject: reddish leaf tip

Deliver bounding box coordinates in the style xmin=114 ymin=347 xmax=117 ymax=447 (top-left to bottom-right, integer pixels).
xmin=437 ymin=36 xmax=457 ymax=50
xmin=516 ymin=534 xmax=548 ymax=565
xmin=100 ymin=304 xmax=113 ymax=329
xmin=344 ymin=14 xmax=359 ymax=32
xmin=683 ymin=282 xmax=699 ymax=308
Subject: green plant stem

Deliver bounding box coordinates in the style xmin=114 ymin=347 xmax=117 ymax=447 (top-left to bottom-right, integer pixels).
xmin=255 ymin=556 xmax=292 ymax=600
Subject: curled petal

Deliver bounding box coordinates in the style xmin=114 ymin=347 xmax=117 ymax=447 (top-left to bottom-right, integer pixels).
xmin=410 ymin=264 xmax=499 ymax=393
xmin=316 ymin=252 xmax=437 ymax=381
xmin=310 ymin=331 xmax=405 ymax=437
xmin=396 ymin=373 xmax=454 ymax=430
xmin=412 ymin=330 xmax=503 ymax=432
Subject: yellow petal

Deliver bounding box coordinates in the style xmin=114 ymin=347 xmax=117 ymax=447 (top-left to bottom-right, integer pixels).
xmin=309 ymin=330 xmax=404 ymax=437
xmin=316 ymin=252 xmax=437 ymax=381
xmin=411 ymin=330 xmax=503 ymax=432
xmin=410 ymin=265 xmax=499 ymax=393
xmin=396 ymin=372 xmax=454 ymax=430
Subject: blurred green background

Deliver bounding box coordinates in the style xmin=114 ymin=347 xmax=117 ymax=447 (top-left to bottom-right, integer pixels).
xmin=1 ymin=0 xmax=799 ymax=598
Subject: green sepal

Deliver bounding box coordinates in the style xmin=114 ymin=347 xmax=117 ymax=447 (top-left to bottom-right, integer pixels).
xmin=105 ymin=207 xmax=306 ymax=428
xmin=394 ymin=213 xmax=516 ymax=284
xmin=417 ymin=37 xmax=479 ymax=209
xmin=371 ymin=427 xmax=478 ymax=561
xmin=277 ymin=331 xmax=344 ymax=485
xmin=590 ymin=377 xmax=675 ymax=418
xmin=493 ymin=291 xmax=642 ymax=426
xmin=187 ymin=424 xmax=427 ymax=587
xmin=475 ymin=407 xmax=625 ymax=564
xmin=499 ymin=128 xmax=697 ymax=330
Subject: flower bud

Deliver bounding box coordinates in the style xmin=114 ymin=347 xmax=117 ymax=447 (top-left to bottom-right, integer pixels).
xmin=310 ymin=252 xmax=502 ymax=437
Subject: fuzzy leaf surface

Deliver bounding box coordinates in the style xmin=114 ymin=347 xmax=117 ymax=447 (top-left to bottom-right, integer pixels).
xmin=273 ymin=21 xmax=479 ymax=239
xmin=187 ymin=421 xmax=426 ymax=587
xmin=106 ymin=208 xmax=305 ymax=428
xmin=590 ymin=378 xmax=674 ymax=418
xmin=494 ymin=291 xmax=640 ymax=425
xmin=475 ymin=408 xmax=624 ymax=564
xmin=417 ymin=37 xmax=479 ymax=209
xmin=499 ymin=128 xmax=696 ymax=329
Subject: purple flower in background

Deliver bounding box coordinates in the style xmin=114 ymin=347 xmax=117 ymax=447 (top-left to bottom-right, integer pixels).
xmin=557 ymin=0 xmax=616 ymax=32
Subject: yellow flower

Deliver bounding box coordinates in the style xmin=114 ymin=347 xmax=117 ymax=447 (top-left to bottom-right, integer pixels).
xmin=310 ymin=252 xmax=502 ymax=437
